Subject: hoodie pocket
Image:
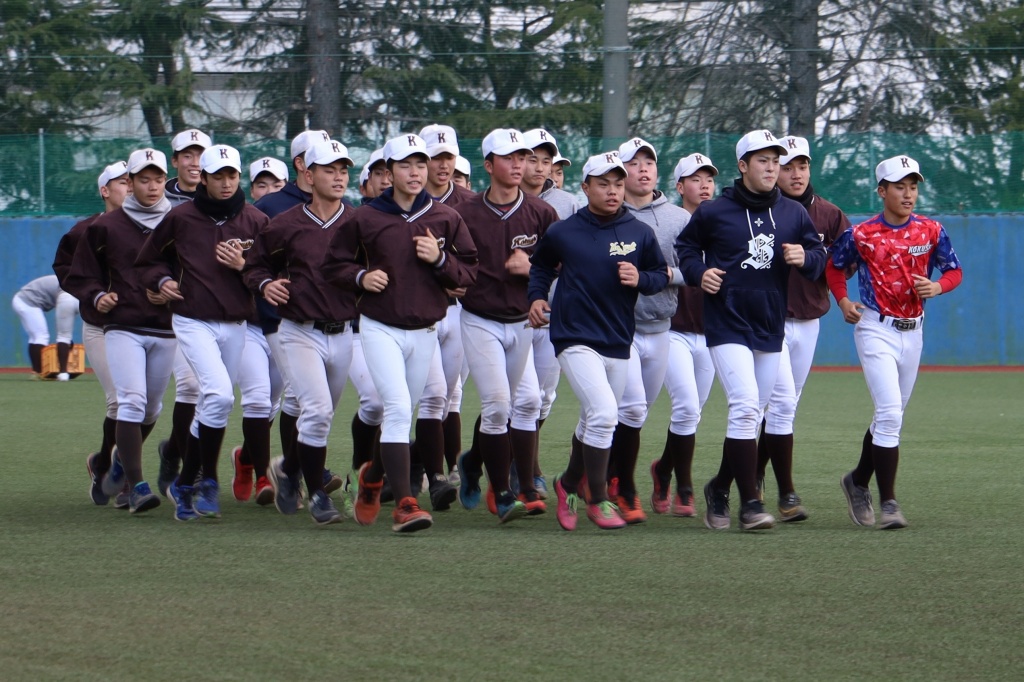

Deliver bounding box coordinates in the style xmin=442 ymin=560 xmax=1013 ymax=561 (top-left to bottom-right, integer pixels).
xmin=723 ymin=287 xmax=783 ymax=337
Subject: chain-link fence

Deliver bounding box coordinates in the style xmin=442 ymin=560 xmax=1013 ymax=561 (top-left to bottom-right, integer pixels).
xmin=2 ymin=132 xmax=1021 ymax=217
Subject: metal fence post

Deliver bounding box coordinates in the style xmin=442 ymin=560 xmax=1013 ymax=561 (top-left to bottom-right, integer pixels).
xmin=38 ymin=129 xmax=45 ymax=214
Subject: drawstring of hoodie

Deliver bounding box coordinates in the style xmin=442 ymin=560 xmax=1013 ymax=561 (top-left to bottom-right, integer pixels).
xmin=745 ymin=207 xmax=777 ymax=239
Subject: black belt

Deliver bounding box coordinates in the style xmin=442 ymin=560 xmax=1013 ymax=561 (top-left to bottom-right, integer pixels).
xmin=879 ymin=314 xmax=919 ymax=332
xmin=312 ymin=320 xmax=350 ymax=335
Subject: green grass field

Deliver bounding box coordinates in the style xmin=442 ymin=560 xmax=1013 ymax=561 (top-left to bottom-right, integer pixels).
xmin=1 ymin=369 xmax=1022 ymax=681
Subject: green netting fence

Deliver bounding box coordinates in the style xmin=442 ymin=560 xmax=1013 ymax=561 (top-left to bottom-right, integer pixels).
xmin=3 ymin=132 xmax=1022 ymax=216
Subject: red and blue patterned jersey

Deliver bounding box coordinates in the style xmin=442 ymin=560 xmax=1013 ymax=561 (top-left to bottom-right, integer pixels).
xmin=830 ymin=213 xmax=961 ymax=318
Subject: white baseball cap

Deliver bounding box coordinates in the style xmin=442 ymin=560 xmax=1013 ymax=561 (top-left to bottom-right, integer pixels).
xmin=127 ymin=148 xmax=168 ymax=175
xmin=876 ymin=155 xmax=924 ymax=184
xmin=171 ymin=129 xmax=212 ymax=153
xmin=673 ymin=153 xmax=718 ymax=181
xmin=419 ymin=124 xmax=460 ymax=157
xmin=552 ymin=153 xmax=572 ymax=167
xmin=383 ymin=134 xmax=430 ymax=162
xmin=522 ymin=128 xmax=560 ymax=156
xmin=360 ymin=148 xmax=386 ymax=185
xmin=359 ymin=165 xmax=370 ymax=186
xmin=304 ymin=139 xmax=354 ymax=168
xmin=735 ymin=130 xmax=788 ymax=160
xmin=618 ymin=137 xmax=658 ymax=163
xmin=97 ymin=160 xmax=128 ymax=189
xmin=581 ymin=152 xmax=628 ymax=180
xmin=481 ymin=128 xmax=532 ymax=158
xmin=779 ymin=136 xmax=812 ymax=165
xmin=455 ymin=155 xmax=472 ymax=177
xmin=290 ymin=130 xmax=331 ymax=160
xmin=200 ymin=144 xmax=242 ymax=174
xmin=249 ymin=157 xmax=289 ymax=183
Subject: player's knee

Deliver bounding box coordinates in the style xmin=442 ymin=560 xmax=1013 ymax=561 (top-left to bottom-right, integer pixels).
xmin=480 ymin=406 xmax=510 ymax=435
xmin=873 ymin=409 xmax=904 ymax=445
xmin=117 ymin=402 xmax=146 ymax=424
xmin=617 ymin=402 xmax=647 ymax=429
xmin=726 ymin=402 xmax=761 ymax=439
xmin=670 ymin=405 xmax=701 ymax=435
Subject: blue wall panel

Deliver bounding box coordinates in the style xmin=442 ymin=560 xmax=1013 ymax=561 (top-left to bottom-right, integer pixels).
xmin=0 ymin=215 xmax=1020 ymax=366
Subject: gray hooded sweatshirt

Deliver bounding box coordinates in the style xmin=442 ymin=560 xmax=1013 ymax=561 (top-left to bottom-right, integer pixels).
xmin=624 ymin=190 xmax=689 ymax=333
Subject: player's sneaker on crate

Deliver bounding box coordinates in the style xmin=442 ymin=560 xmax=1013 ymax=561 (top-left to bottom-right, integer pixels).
xmin=672 ymin=488 xmax=696 ymax=517
xmin=616 ymin=494 xmax=647 ymax=524
xmin=113 ymin=482 xmax=131 ymax=510
xmin=740 ymin=499 xmax=775 ymax=530
xmin=778 ymin=492 xmax=808 ymax=523
xmin=169 ymin=481 xmax=199 ymax=522
xmin=268 ymin=456 xmax=300 ymax=515
xmin=309 ymin=490 xmax=342 ymax=526
xmin=518 ymin=491 xmax=547 ymax=515
xmin=840 ymin=471 xmax=875 ymax=526
xmin=587 ymin=500 xmax=627 ymax=530
xmin=650 ymin=460 xmax=671 ymax=514
xmin=428 ymin=474 xmax=457 ymax=511
xmin=323 ymin=468 xmax=344 ymax=495
xmin=254 ymin=476 xmax=274 ymax=506
xmin=534 ymin=475 xmax=548 ymax=500
xmin=86 ymin=452 xmax=110 ymax=506
xmin=129 ymin=481 xmax=161 ymax=514
xmin=456 ymin=451 xmax=482 ymax=510
xmin=194 ymin=479 xmax=221 ymax=518
xmin=354 ymin=462 xmax=383 ymax=526
xmin=554 ymin=475 xmax=578 ymax=531
xmin=231 ymin=446 xmax=254 ymax=502
xmin=495 ymin=491 xmax=527 ymax=524
xmin=878 ymin=499 xmax=908 ymax=530
xmin=101 ymin=446 xmax=126 ymax=497
xmin=57 ymin=372 xmax=70 ymax=381
xmin=393 ymin=496 xmax=433 ymax=533
xmin=703 ymin=479 xmax=730 ymax=530
xmin=156 ymin=439 xmax=179 ymax=498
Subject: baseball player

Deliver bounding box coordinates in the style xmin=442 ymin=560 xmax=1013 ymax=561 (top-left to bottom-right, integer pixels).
xmin=63 ymin=148 xmax=176 ymax=513
xmin=828 ymin=155 xmax=962 ymax=530
xmin=358 ymin=147 xmax=391 ymax=202
xmin=453 ymin=156 xmax=472 ymax=189
xmin=650 ymin=153 xmax=718 ymax=517
xmin=550 ymin=154 xmax=570 ymax=190
xmin=165 ymin=129 xmax=212 ymax=207
xmin=249 ymin=156 xmax=288 ymax=202
xmin=53 ymin=160 xmax=130 ymax=482
xmin=528 ymin=152 xmax=669 ymax=530
xmin=453 ymin=128 xmax=559 ymax=522
xmin=603 ymin=136 xmax=690 ymax=524
xmin=11 ymin=275 xmax=79 ymax=378
xmin=136 ymin=144 xmax=268 ymax=521
xmin=675 ymin=130 xmax=827 ymax=532
xmin=244 ymin=138 xmax=358 ymax=525
xmin=756 ymin=136 xmax=851 ymax=522
xmin=322 ymin=133 xmax=478 ymax=533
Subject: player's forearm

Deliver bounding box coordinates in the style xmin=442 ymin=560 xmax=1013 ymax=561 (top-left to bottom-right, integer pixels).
xmin=937 ymin=267 xmax=963 ymax=294
xmin=825 ymin=261 xmax=849 ymax=303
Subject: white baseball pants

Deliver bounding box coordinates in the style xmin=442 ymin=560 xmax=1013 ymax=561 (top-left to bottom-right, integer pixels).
xmin=237 ymin=322 xmax=283 ymax=420
xmin=83 ymin=322 xmax=118 ymax=420
xmin=172 ymin=315 xmax=246 ymax=434
xmin=104 ymin=330 xmax=175 ymax=425
xmin=460 ymin=311 xmax=534 ymax=435
xmin=710 ymin=343 xmax=781 ymax=440
xmin=854 ymin=314 xmax=923 ymax=448
xmin=664 ymin=331 xmax=715 ymax=436
xmin=765 ymin=318 xmax=820 ymax=435
xmin=617 ymin=329 xmax=671 ymax=428
xmin=558 ymin=345 xmax=629 ymax=449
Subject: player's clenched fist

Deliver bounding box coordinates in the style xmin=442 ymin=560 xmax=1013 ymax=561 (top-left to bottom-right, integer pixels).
xmin=96 ymin=292 xmax=119 ymax=313
xmin=360 ymin=270 xmax=389 ymax=293
xmin=618 ymin=261 xmax=639 ymax=287
xmin=505 ymin=248 xmax=531 ymax=276
xmin=838 ymin=297 xmax=864 ymax=324
xmin=215 ymin=240 xmax=245 ymax=271
xmin=912 ymin=274 xmax=941 ymax=299
xmin=701 ymin=268 xmax=725 ymax=294
xmin=262 ymin=278 xmax=291 ymax=306
xmin=160 ymin=279 xmax=185 ymax=301
xmin=528 ymin=299 xmax=551 ymax=328
xmin=413 ymin=227 xmax=442 ymax=265
xmin=782 ymin=243 xmax=805 ymax=267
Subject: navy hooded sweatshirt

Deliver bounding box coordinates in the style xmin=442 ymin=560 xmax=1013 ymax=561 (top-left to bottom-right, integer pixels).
xmin=674 ymin=181 xmax=826 ymax=352
xmin=529 ymin=206 xmax=669 ymax=359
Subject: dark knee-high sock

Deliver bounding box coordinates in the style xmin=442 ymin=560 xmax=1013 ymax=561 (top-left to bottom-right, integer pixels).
xmin=28 ymin=344 xmax=44 ymax=374
xmin=177 ymin=433 xmax=201 ymax=487
xmin=561 ymin=433 xmax=585 ymax=493
xmin=764 ymin=432 xmax=795 ymax=496
xmin=242 ymin=416 xmax=270 ymax=477
xmin=663 ymin=431 xmax=696 ymax=493
xmin=724 ymin=437 xmax=759 ymax=502
xmin=351 ymin=414 xmax=378 ymax=470
xmin=57 ymin=342 xmax=71 ymax=373
xmin=100 ymin=416 xmax=117 ymax=461
xmin=533 ymin=418 xmax=546 ymax=477
xmin=297 ymin=441 xmax=327 ymax=497
xmin=478 ymin=431 xmax=511 ymax=493
xmin=379 ymin=442 xmax=412 ymax=501
xmin=140 ymin=422 xmax=155 ymax=442
xmin=609 ymin=423 xmax=642 ymax=498
xmin=714 ymin=440 xmax=734 ymax=492
xmin=756 ymin=419 xmax=769 ymax=480
xmin=873 ymin=445 xmax=899 ymax=501
xmin=279 ymin=411 xmax=298 ymax=462
xmin=460 ymin=414 xmax=484 ymax=472
xmin=852 ymin=429 xmax=875 ymax=487
xmin=582 ymin=443 xmax=611 ymax=504
xmin=442 ymin=412 xmax=462 ymax=471
xmin=115 ymin=420 xmax=144 ymax=485
xmin=197 ymin=423 xmax=226 ymax=483
xmin=509 ymin=427 xmax=537 ymax=494
xmin=166 ymin=402 xmax=196 ymax=465
xmin=415 ymin=418 xmax=445 ymax=478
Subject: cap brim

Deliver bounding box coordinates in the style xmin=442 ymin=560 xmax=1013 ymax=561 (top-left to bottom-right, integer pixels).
xmin=426 ymin=144 xmax=460 ymax=158
xmin=620 ymin=144 xmax=658 ymax=163
xmin=585 ymin=164 xmax=627 ymax=179
xmin=881 ymin=171 xmax=924 ymax=183
xmin=488 ymin=143 xmax=533 ymax=157
xmin=746 ymin=143 xmax=789 ymax=157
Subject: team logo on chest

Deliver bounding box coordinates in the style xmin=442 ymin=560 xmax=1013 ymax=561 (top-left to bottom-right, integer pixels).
xmin=907 ymin=242 xmax=932 ymax=256
xmin=511 ymin=235 xmax=537 ymax=249
xmin=609 ymin=241 xmax=637 ymax=257
xmin=741 ymin=233 xmax=774 ymax=270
